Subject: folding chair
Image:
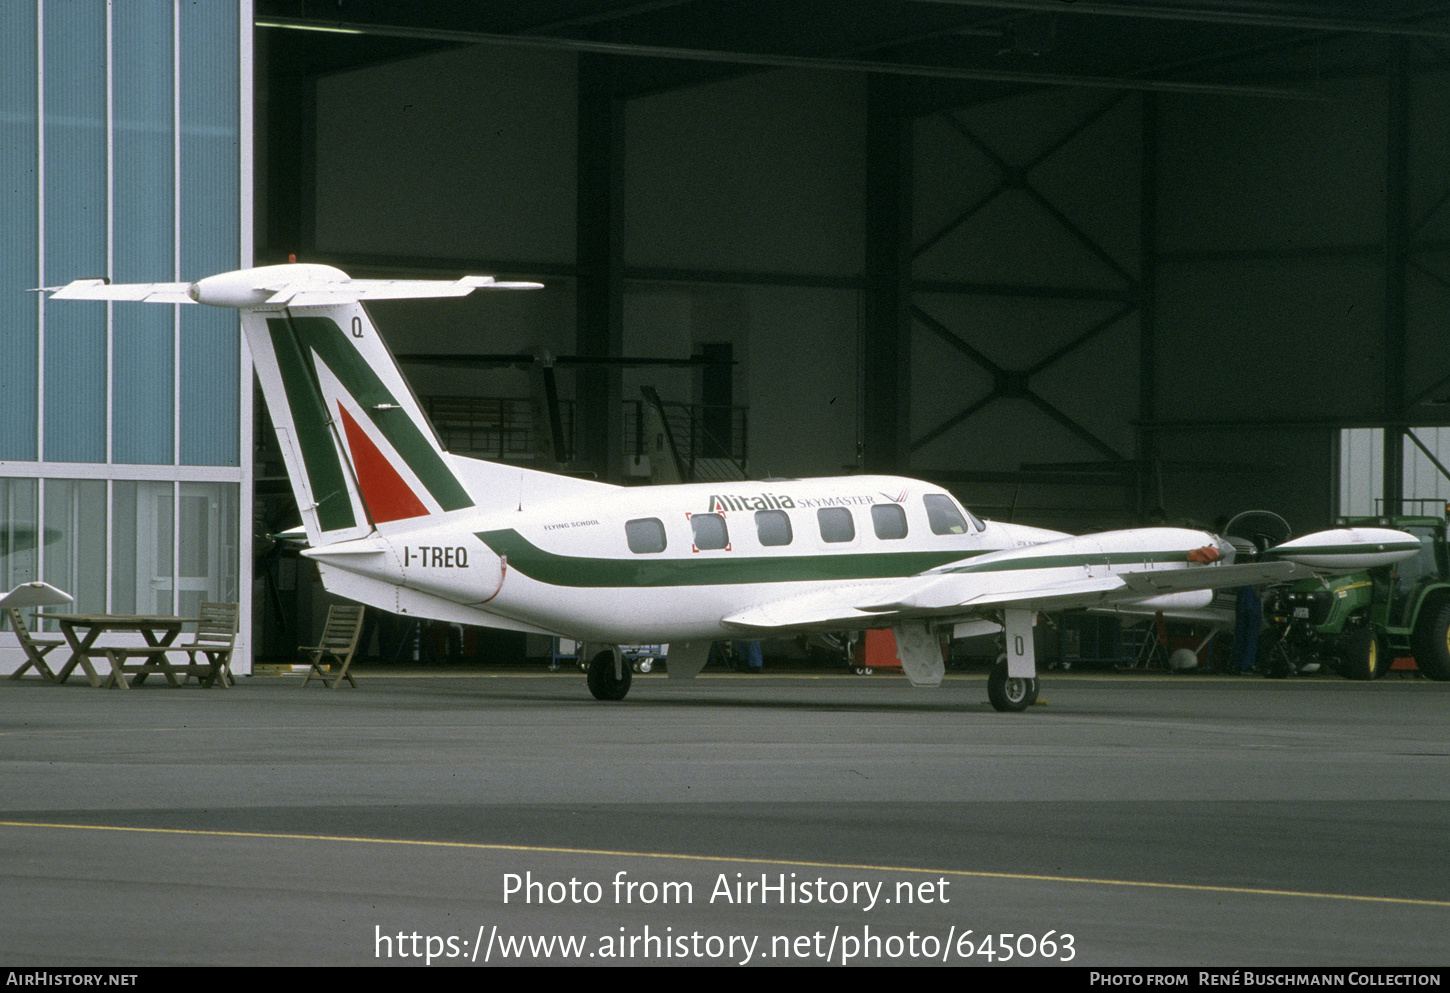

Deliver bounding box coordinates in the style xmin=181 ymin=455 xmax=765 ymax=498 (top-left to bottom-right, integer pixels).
xmin=177 ymin=602 xmax=240 ymax=688
xmin=7 ymin=608 xmax=65 ymax=682
xmin=301 ymin=604 xmax=366 ymax=688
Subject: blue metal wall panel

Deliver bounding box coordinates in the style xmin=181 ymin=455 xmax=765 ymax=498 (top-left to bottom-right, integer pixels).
xmin=112 ymin=3 xmax=177 ymax=465
xmin=41 ymin=2 xmax=107 ymax=464
xmin=178 ymin=1 xmax=240 ymax=467
xmin=0 ymin=4 xmax=39 ymax=461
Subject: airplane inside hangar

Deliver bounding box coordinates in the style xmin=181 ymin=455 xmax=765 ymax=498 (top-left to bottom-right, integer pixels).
xmin=8 ymin=0 xmax=1450 ymax=687
xmin=12 ymin=3 xmax=1450 ymax=971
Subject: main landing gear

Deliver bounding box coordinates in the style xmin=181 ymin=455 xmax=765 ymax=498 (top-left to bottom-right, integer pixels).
xmin=586 ymin=649 xmax=632 ymax=701
xmin=987 ymin=608 xmax=1041 ymax=712
xmin=987 ymin=656 xmax=1039 ymax=712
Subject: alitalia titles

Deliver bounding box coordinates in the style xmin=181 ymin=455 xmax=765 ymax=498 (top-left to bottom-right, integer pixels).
xmin=708 ymin=493 xmax=882 ymax=512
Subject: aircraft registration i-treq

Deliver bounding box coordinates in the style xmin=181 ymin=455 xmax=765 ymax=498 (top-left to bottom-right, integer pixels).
xmin=46 ymin=265 xmax=1420 ymax=710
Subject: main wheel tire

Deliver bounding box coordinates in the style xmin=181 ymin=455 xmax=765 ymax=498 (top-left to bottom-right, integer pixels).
xmin=586 ymin=650 xmax=632 ymax=700
xmin=1338 ymin=627 xmax=1383 ymax=681
xmin=987 ymin=658 xmax=1038 ymax=712
xmin=1412 ymin=600 xmax=1450 ymax=681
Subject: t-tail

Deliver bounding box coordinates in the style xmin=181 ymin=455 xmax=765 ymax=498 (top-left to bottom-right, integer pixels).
xmin=45 ymin=263 xmax=544 ymax=547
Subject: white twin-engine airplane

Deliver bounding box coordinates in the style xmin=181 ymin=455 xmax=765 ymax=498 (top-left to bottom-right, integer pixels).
xmin=47 ymin=265 xmax=1420 ymax=710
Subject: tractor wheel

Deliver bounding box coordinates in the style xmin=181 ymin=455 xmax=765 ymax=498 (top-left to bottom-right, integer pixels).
xmin=1338 ymin=627 xmax=1384 ymax=681
xmin=1412 ymin=600 xmax=1450 ymax=681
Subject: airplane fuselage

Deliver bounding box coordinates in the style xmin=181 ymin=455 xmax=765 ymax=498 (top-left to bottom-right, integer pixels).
xmin=301 ymin=471 xmax=1219 ymax=643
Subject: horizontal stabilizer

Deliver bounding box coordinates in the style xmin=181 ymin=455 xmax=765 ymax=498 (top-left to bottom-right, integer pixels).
xmin=43 ymin=265 xmax=542 ymax=311
xmin=44 ymin=279 xmax=193 ymax=304
xmin=272 ymin=276 xmax=543 ymax=308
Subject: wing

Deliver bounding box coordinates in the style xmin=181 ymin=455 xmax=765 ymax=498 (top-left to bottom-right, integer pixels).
xmin=724 ymin=522 xmax=1420 ymax=635
xmin=723 ymin=528 xmax=1320 ymax=635
xmin=723 ymin=562 xmax=1307 ymax=634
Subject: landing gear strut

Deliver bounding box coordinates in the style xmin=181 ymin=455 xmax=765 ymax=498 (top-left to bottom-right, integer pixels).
xmin=988 ymin=609 xmax=1041 ymax=712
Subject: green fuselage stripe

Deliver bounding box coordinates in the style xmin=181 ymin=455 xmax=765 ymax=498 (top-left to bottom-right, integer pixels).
xmin=940 ymin=548 xmax=1197 ymax=574
xmin=477 ymin=529 xmax=973 ymax=588
xmin=1262 ymin=542 xmax=1420 ymax=558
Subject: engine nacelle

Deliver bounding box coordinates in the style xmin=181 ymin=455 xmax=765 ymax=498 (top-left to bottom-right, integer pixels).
xmin=1266 ymin=527 xmax=1420 ymax=571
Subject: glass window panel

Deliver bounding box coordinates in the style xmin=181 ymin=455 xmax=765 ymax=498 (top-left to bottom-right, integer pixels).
xmin=626 ymin=518 xmax=666 ymax=554
xmin=754 ymin=509 xmax=792 ymax=546
xmin=817 ymin=507 xmax=855 ymax=543
xmin=178 ymin=482 xmax=239 ymax=619
xmin=111 ymin=480 xmax=176 ymax=615
xmin=871 ymin=503 xmax=908 ymax=540
xmin=153 ymin=483 xmax=175 ymax=614
xmin=690 ymin=513 xmax=729 ymax=550
xmin=40 ymin=479 xmax=107 ymax=626
xmin=0 ymin=3 xmax=39 ymax=461
xmin=110 ymin=481 xmax=138 ymax=615
xmin=0 ymin=479 xmax=41 ymax=630
xmin=924 ymin=494 xmax=968 ymax=535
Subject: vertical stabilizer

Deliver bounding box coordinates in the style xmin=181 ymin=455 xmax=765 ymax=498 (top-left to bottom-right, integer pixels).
xmin=243 ymin=302 xmax=480 ymax=544
xmin=47 ymin=264 xmax=546 ymax=547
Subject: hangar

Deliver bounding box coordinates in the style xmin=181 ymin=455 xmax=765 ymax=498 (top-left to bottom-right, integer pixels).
xmin=6 ymin=0 xmax=1450 ymax=672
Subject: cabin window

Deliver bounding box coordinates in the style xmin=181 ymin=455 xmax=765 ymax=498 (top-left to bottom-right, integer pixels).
xmin=691 ymin=512 xmax=730 ymax=550
xmin=755 ymin=509 xmax=792 ymax=546
xmin=924 ymin=494 xmax=969 ymax=535
xmin=871 ymin=503 xmax=908 ymax=540
xmin=625 ymin=518 xmax=667 ymax=554
xmin=817 ymin=507 xmax=855 ymax=543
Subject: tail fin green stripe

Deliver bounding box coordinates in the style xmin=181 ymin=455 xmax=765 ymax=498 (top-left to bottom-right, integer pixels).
xmin=271 ymin=316 xmax=473 ymax=513
xmin=265 ymin=317 xmax=358 ymax=533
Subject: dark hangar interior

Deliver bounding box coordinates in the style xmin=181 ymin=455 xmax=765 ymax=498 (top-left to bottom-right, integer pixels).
xmin=255 ymin=0 xmax=1450 ymax=535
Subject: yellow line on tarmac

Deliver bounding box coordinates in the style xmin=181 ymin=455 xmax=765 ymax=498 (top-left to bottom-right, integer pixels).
xmin=3 ymin=819 xmax=1447 ymax=909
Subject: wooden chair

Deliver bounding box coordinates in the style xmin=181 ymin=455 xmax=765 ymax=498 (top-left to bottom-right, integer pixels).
xmin=177 ymin=602 xmax=240 ymax=688
xmin=301 ymin=604 xmax=366 ymax=688
xmin=99 ymin=604 xmax=237 ymax=690
xmin=7 ymin=608 xmax=65 ymax=682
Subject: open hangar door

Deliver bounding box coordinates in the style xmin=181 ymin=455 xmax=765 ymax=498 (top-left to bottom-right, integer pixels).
xmin=256 ymin=1 xmax=1450 ymax=546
